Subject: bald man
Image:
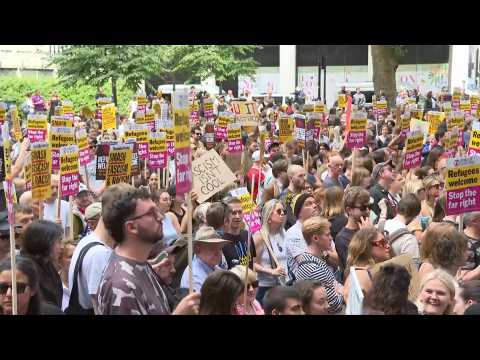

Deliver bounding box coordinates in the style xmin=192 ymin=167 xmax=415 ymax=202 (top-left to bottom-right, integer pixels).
xmin=279 ymin=164 xmax=306 ymax=230
xmin=322 ymin=154 xmax=350 ymax=189
xmin=19 ymin=190 xmax=41 ymax=220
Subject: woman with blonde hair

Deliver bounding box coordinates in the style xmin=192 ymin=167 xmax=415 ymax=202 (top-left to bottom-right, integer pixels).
xmin=416 ymin=269 xmax=456 ymax=315
xmin=320 ymin=186 xmax=347 ymax=242
xmin=351 ymin=167 xmax=372 ymax=189
xmin=253 ymin=199 xmax=288 ymax=305
xmin=343 ymin=227 xmax=392 ymax=302
xmin=419 ymin=223 xmax=468 ymax=281
xmin=229 ymin=265 xmax=264 ymax=315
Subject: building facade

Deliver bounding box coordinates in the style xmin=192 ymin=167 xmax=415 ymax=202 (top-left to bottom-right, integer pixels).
xmin=0 ymin=45 xmax=59 ymax=78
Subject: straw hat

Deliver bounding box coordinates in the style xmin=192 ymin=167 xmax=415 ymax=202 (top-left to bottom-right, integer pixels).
xmin=194 ymin=226 xmax=231 ymax=245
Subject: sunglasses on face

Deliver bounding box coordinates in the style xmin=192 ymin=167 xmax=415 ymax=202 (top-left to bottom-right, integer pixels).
xmin=354 ymin=204 xmax=371 ymax=212
xmin=372 ymin=236 xmax=389 ymax=248
xmin=0 ymin=282 xmax=29 ymax=295
xmin=248 ymin=280 xmax=259 ymax=289
xmin=275 ymin=208 xmax=286 ymax=216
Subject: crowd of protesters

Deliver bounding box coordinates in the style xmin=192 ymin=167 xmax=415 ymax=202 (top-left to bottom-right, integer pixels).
xmin=1 ymin=84 xmax=480 ymax=316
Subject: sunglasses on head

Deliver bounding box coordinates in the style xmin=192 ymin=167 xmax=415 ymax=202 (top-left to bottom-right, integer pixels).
xmin=0 ymin=282 xmax=29 ymax=295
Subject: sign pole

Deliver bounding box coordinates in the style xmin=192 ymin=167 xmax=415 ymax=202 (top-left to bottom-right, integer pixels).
xmin=9 ymin=221 xmax=17 ymax=315
xmin=186 ymin=192 xmax=193 ymax=294
xmin=56 ymin=184 xmax=62 ymax=224
xmin=157 ymin=168 xmax=161 ymax=190
xmin=69 ymin=196 xmax=74 ymax=241
xmin=243 ymin=175 xmax=255 ymax=313
xmin=84 ymin=165 xmax=90 ymax=191
xmin=459 ymin=213 xmax=464 ymax=231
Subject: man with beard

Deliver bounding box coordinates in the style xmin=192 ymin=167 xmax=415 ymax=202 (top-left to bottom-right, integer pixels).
xmin=96 ymin=186 xmax=199 ymax=315
xmin=279 ymin=165 xmax=306 ymax=230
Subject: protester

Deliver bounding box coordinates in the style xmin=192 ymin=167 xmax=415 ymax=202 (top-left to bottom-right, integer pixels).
xmin=263 ymin=286 xmax=304 ymax=315
xmin=279 ymin=164 xmax=306 ymax=230
xmin=453 ymin=280 xmax=480 ymax=315
xmin=59 ymin=240 xmax=75 ymax=311
xmin=0 ymin=256 xmax=63 ymax=315
xmin=155 ymin=189 xmax=181 ymax=246
xmin=229 ymin=265 xmax=264 ymax=315
xmin=83 ymin=202 xmax=102 ymax=236
xmin=253 ymin=199 xmax=287 ymax=304
xmin=322 ymin=154 xmax=349 ymax=189
xmin=293 ymin=280 xmax=329 ymax=315
xmin=180 ymin=226 xmax=230 ymax=292
xmin=42 ymin=174 xmax=71 ymax=236
xmin=199 ymin=270 xmax=244 ymax=315
xmin=370 ymin=160 xmax=396 ymax=221
xmin=20 ymin=220 xmax=64 ymax=308
xmin=320 ymin=186 xmax=347 ymax=241
xmin=416 ymin=269 xmax=456 ymax=315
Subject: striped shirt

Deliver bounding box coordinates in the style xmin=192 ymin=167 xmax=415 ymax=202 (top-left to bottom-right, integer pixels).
xmin=294 ymin=252 xmax=344 ymax=314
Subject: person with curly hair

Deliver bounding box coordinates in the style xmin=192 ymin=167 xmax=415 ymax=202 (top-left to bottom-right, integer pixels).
xmin=362 ymin=264 xmax=418 ymax=315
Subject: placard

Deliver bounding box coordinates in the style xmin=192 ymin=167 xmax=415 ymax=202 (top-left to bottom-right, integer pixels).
xmin=229 ymin=187 xmax=261 ymax=234
xmin=204 ymin=122 xmax=215 ymax=147
xmin=76 ymin=128 xmax=91 ymax=166
xmin=124 ymin=139 xmax=140 ymax=176
xmin=410 ymin=118 xmax=430 ymax=143
xmin=95 ymin=143 xmax=111 ymax=180
xmin=0 ymin=103 xmax=6 ymax=125
xmin=460 ymin=100 xmax=471 ymax=116
xmin=445 ymin=155 xmax=480 ymax=215
xmin=403 ymin=131 xmax=423 ymax=170
xmin=101 ymin=103 xmax=116 ymax=130
xmin=105 ymin=144 xmax=132 ymax=186
xmin=174 ymin=108 xmax=192 ymax=196
xmin=27 ymin=114 xmax=48 ymax=143
xmin=279 ymin=116 xmax=294 ymax=143
xmin=51 ymin=116 xmax=73 ymax=128
xmin=31 ymin=141 xmax=52 ymax=201
xmin=215 ymin=112 xmax=232 ymax=140
xmin=124 ymin=124 xmax=149 ymax=159
xmin=148 ymin=132 xmax=167 ymax=169
xmin=338 ymin=94 xmax=347 ymax=109
xmin=231 ymin=101 xmax=258 ymax=117
xmin=295 ymin=114 xmax=306 ymax=148
xmin=49 ymin=127 xmax=75 ymax=171
xmin=427 ymin=111 xmax=444 ymax=135
xmin=10 ymin=106 xmax=22 ymax=141
xmin=24 ymin=154 xmax=32 ymax=191
xmin=145 ymin=109 xmax=155 ymax=132
xmin=60 ymin=145 xmax=80 ymax=197
xmin=346 ymin=112 xmax=367 ymax=149
xmin=192 ymin=149 xmax=236 ymax=203
xmin=227 ymin=122 xmax=242 ymax=153
xmin=203 ymin=98 xmax=214 ymax=119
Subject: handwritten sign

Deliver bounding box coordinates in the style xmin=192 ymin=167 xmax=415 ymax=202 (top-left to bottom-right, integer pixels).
xmin=346 ymin=112 xmax=367 ymax=149
xmin=227 ymin=122 xmax=242 ymax=153
xmin=229 ymin=187 xmax=261 ymax=234
xmin=231 ymin=101 xmax=258 ymax=117
xmin=192 ymin=149 xmax=236 ymax=203
xmin=445 ymin=155 xmax=480 ymax=215
xmin=148 ymin=132 xmax=167 ymax=169
xmin=31 ymin=141 xmax=52 ymax=201
xmin=60 ymin=145 xmax=80 ymax=197
xmin=105 ymin=144 xmax=132 ymax=186
xmin=403 ymin=131 xmax=423 ymax=170
xmin=27 ymin=114 xmax=48 ymax=143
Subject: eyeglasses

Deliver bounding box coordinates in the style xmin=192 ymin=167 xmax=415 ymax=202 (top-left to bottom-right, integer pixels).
xmin=354 ymin=204 xmax=371 ymax=212
xmin=372 ymin=237 xmax=389 ymax=248
xmin=275 ymin=208 xmax=286 ymax=216
xmin=126 ymin=207 xmax=164 ymax=222
xmin=0 ymin=282 xmax=29 ymax=295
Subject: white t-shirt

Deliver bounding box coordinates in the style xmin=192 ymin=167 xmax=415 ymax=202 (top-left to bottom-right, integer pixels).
xmin=43 ymin=200 xmax=71 ymax=233
xmin=79 ymin=158 xmax=105 ymax=193
xmin=68 ymin=232 xmax=112 ymax=310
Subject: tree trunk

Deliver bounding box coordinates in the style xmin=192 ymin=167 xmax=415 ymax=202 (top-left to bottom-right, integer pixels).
xmin=371 ymin=45 xmax=398 ymax=109
xmin=111 ymin=77 xmax=118 ymax=106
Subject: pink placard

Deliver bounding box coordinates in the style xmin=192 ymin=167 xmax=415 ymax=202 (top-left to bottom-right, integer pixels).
xmin=215 ymin=125 xmax=227 ymax=140
xmin=52 ymin=149 xmax=60 ymax=171
xmin=403 ymin=149 xmax=422 ymax=170
xmin=243 ymin=210 xmax=261 ymax=233
xmin=61 ymin=172 xmax=79 ymax=197
xmin=346 ymin=131 xmax=366 ymax=149
xmin=167 ymin=141 xmax=175 ymax=156
xmin=138 ymin=142 xmax=149 ymax=159
xmin=27 ymin=129 xmax=47 ymax=143
xmin=228 ymin=140 xmax=243 ymax=153
xmin=79 ymin=148 xmax=91 ymax=166
xmin=175 ymin=146 xmax=192 ymax=196
xmin=149 ymin=152 xmax=167 ymax=169
xmin=446 ymin=186 xmax=480 ymax=215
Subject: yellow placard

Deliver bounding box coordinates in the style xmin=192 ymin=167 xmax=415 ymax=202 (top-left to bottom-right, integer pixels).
xmin=445 ymin=165 xmax=480 ymax=191
xmin=405 ymin=132 xmax=424 ymax=153
xmin=231 ymin=101 xmax=258 ymax=116
xmin=149 ymin=133 xmax=166 ymax=153
xmin=427 ymin=111 xmax=444 ymax=135
xmin=238 ymin=192 xmax=256 ymax=213
xmin=314 ymin=102 xmax=325 ymax=113
xmin=401 ymin=115 xmax=411 ymax=131
xmin=31 ymin=142 xmax=52 ymax=201
xmin=135 ymin=112 xmax=146 ymax=124
xmin=227 ymin=124 xmax=242 ymax=141
xmin=11 ymin=107 xmax=22 ymax=141
xmin=448 ymin=113 xmax=465 ymax=131
xmin=460 ymin=100 xmax=471 ymax=112
xmin=49 ymin=127 xmax=75 ymax=149
xmin=60 ymin=150 xmax=79 ymax=176
xmin=105 ymin=145 xmax=132 ymax=187
xmin=174 ymin=109 xmax=190 ymax=149
xmin=27 ymin=116 xmax=48 ymax=130
xmin=51 ymin=116 xmax=73 ymax=128
xmin=145 ymin=110 xmax=155 ymax=123
xmin=469 ymin=130 xmax=480 ymax=150
xmin=338 ymin=94 xmax=347 ymax=109
xmin=3 ymin=139 xmax=12 ymax=178
xmin=101 ymin=103 xmax=116 ymax=130
xmin=411 ymin=109 xmax=424 ymax=120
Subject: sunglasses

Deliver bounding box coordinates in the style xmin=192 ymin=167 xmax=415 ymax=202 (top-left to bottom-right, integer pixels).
xmin=372 ymin=237 xmax=389 ymax=248
xmin=354 ymin=204 xmax=371 ymax=212
xmin=275 ymin=208 xmax=286 ymax=216
xmin=0 ymin=282 xmax=29 ymax=295
xmin=248 ymin=280 xmax=259 ymax=289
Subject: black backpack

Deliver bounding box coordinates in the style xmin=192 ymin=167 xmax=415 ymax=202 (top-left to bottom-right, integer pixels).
xmin=65 ymin=242 xmax=105 ymax=315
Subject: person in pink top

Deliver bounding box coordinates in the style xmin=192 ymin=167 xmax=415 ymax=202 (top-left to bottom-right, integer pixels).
xmin=31 ymin=89 xmax=46 ymax=113
xmin=230 ymin=265 xmax=264 ymax=315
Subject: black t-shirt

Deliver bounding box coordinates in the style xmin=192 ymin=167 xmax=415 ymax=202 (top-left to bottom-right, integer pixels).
xmin=222 ymin=230 xmax=256 ymax=269
xmin=329 ymin=214 xmax=348 ymax=242
xmin=334 ymin=227 xmax=358 ymax=277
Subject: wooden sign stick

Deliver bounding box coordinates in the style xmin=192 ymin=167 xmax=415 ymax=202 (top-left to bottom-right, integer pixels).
xmin=186 ymin=192 xmax=194 ymax=294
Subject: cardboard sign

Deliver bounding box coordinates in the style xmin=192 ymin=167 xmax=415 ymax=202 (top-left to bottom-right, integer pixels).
xmin=427 ymin=111 xmax=444 ymax=135
xmin=101 ymin=103 xmax=116 ymax=130
xmin=51 ymin=116 xmax=73 ymax=128
xmin=95 ymin=143 xmax=111 ymax=180
xmin=105 ymin=144 xmax=132 ymax=186
xmin=295 ymin=114 xmax=306 ymax=148
xmin=346 ymin=112 xmax=367 ymax=149
xmin=229 ymin=187 xmax=261 ymax=233
xmin=192 ymin=149 xmax=236 ymax=203
xmin=76 ymin=128 xmax=91 ymax=166
xmin=231 ymin=101 xmax=258 ymax=117
xmin=279 ymin=116 xmax=294 ymax=143
xmin=31 ymin=141 xmax=52 ymax=201
xmin=403 ymin=131 xmax=423 ymax=170
xmin=27 ymin=114 xmax=48 ymax=143
xmin=148 ymin=132 xmax=167 ymax=169
xmin=215 ymin=112 xmax=232 ymax=140
xmin=50 ymin=127 xmax=75 ymax=171
xmin=60 ymin=145 xmax=80 ymax=197
xmin=468 ymin=122 xmax=480 ymax=156
xmin=227 ymin=122 xmax=242 ymax=153
xmin=124 ymin=124 xmax=149 ymax=159
xmin=173 ymin=108 xmax=192 ymax=196
xmin=445 ymin=155 xmax=480 ymax=215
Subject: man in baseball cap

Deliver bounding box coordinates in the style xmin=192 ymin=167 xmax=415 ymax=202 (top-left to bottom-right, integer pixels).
xmin=72 ymin=184 xmax=94 ymax=241
xmin=180 ymin=226 xmax=230 ymax=292
xmin=84 ymin=202 xmax=102 ymax=235
xmin=370 ymin=159 xmax=396 ymax=222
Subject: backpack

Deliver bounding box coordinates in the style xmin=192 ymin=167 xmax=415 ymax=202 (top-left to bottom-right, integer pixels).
xmin=65 ymin=241 xmax=104 ymax=315
xmin=388 ymin=228 xmax=414 ymax=246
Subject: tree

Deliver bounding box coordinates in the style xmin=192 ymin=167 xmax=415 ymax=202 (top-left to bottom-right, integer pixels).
xmin=371 ymin=45 xmax=407 ymax=108
xmin=51 ymin=45 xmax=159 ymax=105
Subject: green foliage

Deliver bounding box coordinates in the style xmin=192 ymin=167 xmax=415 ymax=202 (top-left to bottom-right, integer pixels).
xmin=0 ymin=75 xmax=134 ymax=114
